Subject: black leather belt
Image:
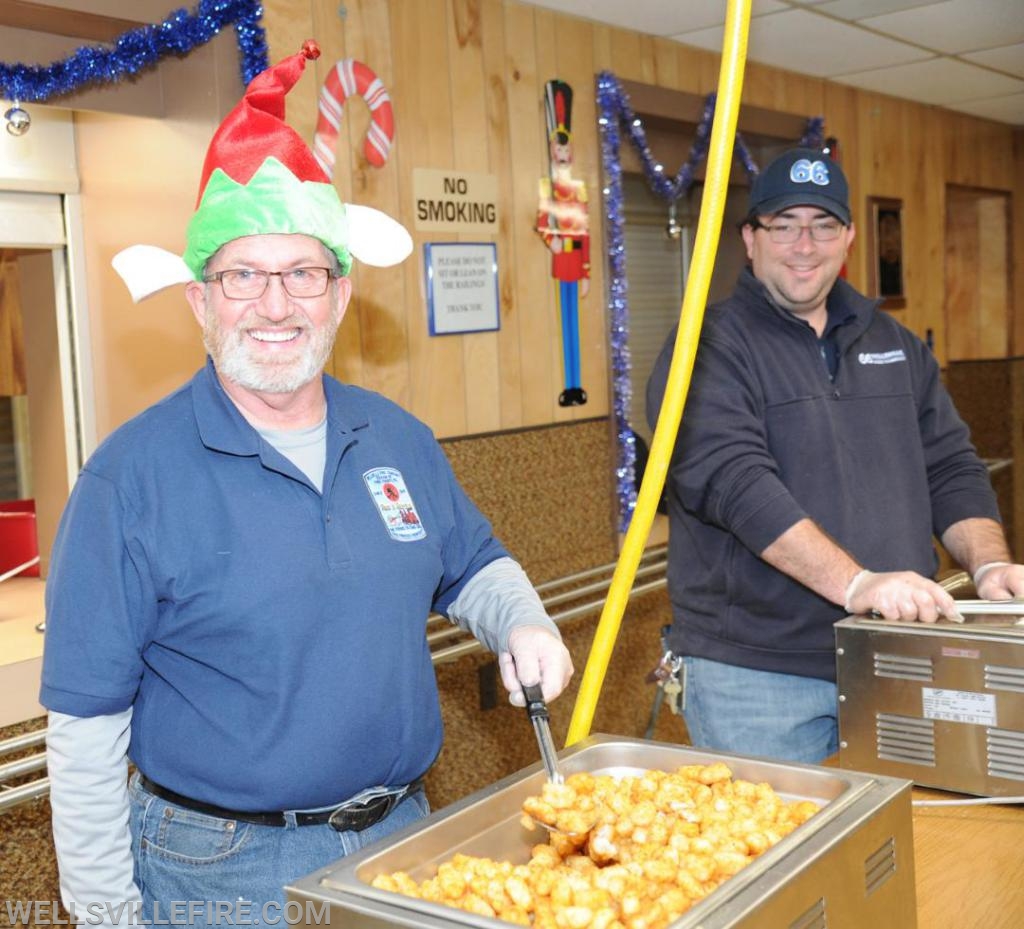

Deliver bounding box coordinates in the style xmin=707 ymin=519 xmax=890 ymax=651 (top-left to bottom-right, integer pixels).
xmin=138 ymin=773 xmax=423 ymax=832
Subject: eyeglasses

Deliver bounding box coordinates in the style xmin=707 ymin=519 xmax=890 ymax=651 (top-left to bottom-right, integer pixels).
xmin=203 ymin=267 xmax=336 ymax=299
xmin=750 ymin=218 xmax=845 ymax=244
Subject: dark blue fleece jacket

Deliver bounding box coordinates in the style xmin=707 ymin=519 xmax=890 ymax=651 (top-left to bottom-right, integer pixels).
xmin=646 ymin=268 xmax=999 ymax=681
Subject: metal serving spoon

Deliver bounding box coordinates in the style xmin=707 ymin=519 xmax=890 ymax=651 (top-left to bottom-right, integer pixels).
xmin=520 ymin=683 xmax=596 ymax=837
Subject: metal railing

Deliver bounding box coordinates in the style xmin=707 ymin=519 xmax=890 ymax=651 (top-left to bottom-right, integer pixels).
xmin=0 ymin=547 xmax=669 ymax=813
xmin=428 ymin=546 xmax=668 ymax=663
xmin=0 ymin=727 xmax=49 ymax=813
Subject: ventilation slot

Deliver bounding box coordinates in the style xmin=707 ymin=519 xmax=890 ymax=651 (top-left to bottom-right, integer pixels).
xmin=985 ymin=664 xmax=1024 ymax=694
xmin=789 ymin=897 xmax=827 ymax=929
xmin=987 ymin=727 xmax=1024 ymax=781
xmin=864 ymin=836 xmax=896 ymax=896
xmin=873 ymin=652 xmax=933 ymax=681
xmin=876 ymin=714 xmax=935 ymax=765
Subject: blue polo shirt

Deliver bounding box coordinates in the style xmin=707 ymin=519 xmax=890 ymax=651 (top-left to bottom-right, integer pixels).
xmin=41 ymin=360 xmax=507 ymax=810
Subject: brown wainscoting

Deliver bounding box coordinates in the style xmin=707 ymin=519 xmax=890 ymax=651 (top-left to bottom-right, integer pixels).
xmin=441 ymin=418 xmax=620 ymax=583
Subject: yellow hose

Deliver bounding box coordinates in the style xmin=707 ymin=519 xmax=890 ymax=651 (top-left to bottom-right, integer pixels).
xmin=566 ymin=0 xmax=752 ymax=745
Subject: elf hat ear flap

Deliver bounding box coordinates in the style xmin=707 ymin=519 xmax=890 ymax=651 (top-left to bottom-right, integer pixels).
xmin=112 ymin=245 xmax=193 ymax=303
xmin=347 ymin=205 xmax=413 ymax=267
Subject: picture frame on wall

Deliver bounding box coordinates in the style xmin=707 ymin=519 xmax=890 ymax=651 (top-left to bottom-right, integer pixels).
xmin=866 ymin=196 xmax=906 ymax=309
xmin=423 ymin=241 xmax=500 ymax=336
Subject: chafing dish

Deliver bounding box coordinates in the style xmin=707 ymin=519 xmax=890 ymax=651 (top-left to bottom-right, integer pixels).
xmin=287 ymin=734 xmax=915 ymax=928
xmin=837 ymin=612 xmax=1024 ymax=796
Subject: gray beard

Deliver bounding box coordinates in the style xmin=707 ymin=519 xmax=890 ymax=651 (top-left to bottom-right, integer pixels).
xmin=203 ymin=306 xmax=340 ymax=394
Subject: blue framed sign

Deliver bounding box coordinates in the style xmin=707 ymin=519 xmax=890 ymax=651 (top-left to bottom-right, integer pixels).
xmin=424 ymin=242 xmax=500 ymax=336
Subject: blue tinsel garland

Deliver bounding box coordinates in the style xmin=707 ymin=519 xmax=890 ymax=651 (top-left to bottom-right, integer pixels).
xmin=598 ymin=71 xmax=825 ymax=531
xmin=0 ymin=0 xmax=268 ymax=104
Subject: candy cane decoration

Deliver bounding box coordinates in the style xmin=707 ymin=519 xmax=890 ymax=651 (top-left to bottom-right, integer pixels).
xmin=314 ymin=59 xmax=395 ymax=174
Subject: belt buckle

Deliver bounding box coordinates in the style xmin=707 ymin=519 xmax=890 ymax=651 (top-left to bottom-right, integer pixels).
xmin=327 ymin=792 xmax=396 ymax=833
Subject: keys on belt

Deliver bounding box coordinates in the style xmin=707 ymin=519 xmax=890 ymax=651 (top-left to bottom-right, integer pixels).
xmin=646 ymin=648 xmax=685 ymax=715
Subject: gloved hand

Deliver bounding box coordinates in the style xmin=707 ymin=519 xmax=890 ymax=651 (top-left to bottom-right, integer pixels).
xmin=845 ymin=569 xmax=963 ymax=623
xmin=974 ymin=562 xmax=1024 ymax=601
xmin=498 ymin=625 xmax=574 ymax=707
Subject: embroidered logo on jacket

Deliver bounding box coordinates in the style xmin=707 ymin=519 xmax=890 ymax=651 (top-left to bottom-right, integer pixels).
xmin=858 ymin=350 xmax=907 ymax=365
xmin=363 ymin=467 xmax=427 ymax=541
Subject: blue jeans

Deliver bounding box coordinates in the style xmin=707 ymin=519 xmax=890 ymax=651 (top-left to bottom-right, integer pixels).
xmin=682 ymin=656 xmax=838 ymax=764
xmin=128 ymin=772 xmax=429 ymax=927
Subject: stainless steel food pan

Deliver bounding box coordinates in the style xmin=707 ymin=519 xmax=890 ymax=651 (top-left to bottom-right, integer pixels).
xmin=287 ymin=734 xmax=915 ymax=928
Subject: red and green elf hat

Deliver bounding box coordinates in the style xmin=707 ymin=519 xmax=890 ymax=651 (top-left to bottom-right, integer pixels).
xmin=113 ymin=40 xmax=410 ymax=302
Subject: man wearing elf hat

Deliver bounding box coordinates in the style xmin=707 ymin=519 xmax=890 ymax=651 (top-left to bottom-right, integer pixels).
xmin=41 ymin=42 xmax=572 ymax=923
xmin=647 ymin=146 xmax=1024 ymax=764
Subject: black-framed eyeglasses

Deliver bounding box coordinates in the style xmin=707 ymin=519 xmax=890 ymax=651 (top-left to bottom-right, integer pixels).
xmin=203 ymin=267 xmax=336 ymax=299
xmin=750 ymin=218 xmax=845 ymax=244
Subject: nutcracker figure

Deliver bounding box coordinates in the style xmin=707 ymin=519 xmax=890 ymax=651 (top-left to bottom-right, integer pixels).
xmin=537 ymin=80 xmax=590 ymax=406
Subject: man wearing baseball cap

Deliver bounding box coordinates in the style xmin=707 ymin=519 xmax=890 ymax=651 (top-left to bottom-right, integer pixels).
xmin=41 ymin=43 xmax=572 ymax=926
xmin=647 ymin=147 xmax=1024 ymax=763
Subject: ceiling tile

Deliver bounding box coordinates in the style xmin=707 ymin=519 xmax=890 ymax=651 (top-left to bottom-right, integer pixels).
xmin=517 ymin=0 xmax=786 ymax=36
xmin=861 ymin=0 xmax=1024 ymax=54
xmin=809 ymin=0 xmax=945 ymax=20
xmin=673 ymin=8 xmax=930 ymax=77
xmin=834 ymin=57 xmax=1024 ymax=104
xmin=962 ymin=43 xmax=1024 ymax=79
xmin=946 ymin=93 xmax=1024 ymax=124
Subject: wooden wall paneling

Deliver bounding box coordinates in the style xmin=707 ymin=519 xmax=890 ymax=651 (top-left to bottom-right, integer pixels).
xmin=331 ymin=0 xmax=411 ymax=404
xmin=505 ymin=3 xmax=556 ymax=426
xmin=978 ymin=195 xmax=1010 ymax=359
xmin=744 ymin=60 xmax=824 ymax=119
xmin=448 ymin=0 xmax=501 ymax=436
xmin=853 ymin=92 xmax=892 ymax=296
xmin=672 ymin=41 xmax=712 ymax=97
xmin=606 ymin=25 xmax=647 ymax=84
xmin=651 ymin=36 xmax=681 ymax=92
xmin=534 ymin=7 xmax=567 ymax=424
xmin=252 ymin=0 xmax=1024 ymax=440
xmin=945 ymin=112 xmax=983 ymax=187
xmin=821 ymin=81 xmax=861 ymax=289
xmin=635 ymin=33 xmax=658 ymax=86
xmin=262 ymin=0 xmax=317 ymax=137
xmin=1013 ymin=360 xmax=1024 ymax=560
xmin=75 ymin=31 xmax=233 ymax=439
xmin=480 ymin=0 xmax=522 ymax=429
xmin=945 ymin=187 xmax=980 ymax=360
xmin=686 ymin=42 xmax=721 ymax=97
xmin=969 ymin=120 xmax=1014 ymax=191
xmin=914 ymin=100 xmax=947 ymax=358
xmin=896 ymin=98 xmax=922 ymax=334
xmin=1014 ymin=129 xmax=1024 ymax=358
xmin=553 ymin=12 xmax=608 ymax=420
xmin=590 ymin=23 xmax=612 ymax=73
xmin=307 ymin=0 xmax=362 ymax=387
xmin=390 ymin=0 xmax=467 ymax=437
xmin=0 ymin=255 xmax=28 ymax=396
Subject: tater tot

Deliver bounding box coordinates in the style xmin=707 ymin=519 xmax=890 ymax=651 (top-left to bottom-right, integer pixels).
xmin=374 ymin=763 xmax=820 ymax=929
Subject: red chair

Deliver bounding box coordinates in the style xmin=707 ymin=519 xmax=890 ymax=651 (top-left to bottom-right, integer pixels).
xmin=0 ymin=499 xmax=40 ymax=579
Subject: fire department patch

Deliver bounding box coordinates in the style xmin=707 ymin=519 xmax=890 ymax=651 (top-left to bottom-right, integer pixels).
xmin=362 ymin=467 xmax=426 ymax=541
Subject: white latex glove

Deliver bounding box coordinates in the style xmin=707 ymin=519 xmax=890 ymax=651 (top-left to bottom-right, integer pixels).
xmin=845 ymin=569 xmax=963 ymax=623
xmin=498 ymin=625 xmax=574 ymax=707
xmin=974 ymin=562 xmax=1024 ymax=601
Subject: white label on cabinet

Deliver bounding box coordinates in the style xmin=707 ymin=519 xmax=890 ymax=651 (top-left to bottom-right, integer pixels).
xmin=922 ymin=687 xmax=996 ymax=726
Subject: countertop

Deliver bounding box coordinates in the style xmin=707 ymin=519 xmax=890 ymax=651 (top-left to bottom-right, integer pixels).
xmin=911 ymin=784 xmax=1024 ymax=928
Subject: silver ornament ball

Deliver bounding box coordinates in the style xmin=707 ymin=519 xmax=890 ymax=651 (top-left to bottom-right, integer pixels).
xmin=665 ymin=219 xmax=682 ymax=240
xmin=5 ymin=105 xmax=31 ymax=136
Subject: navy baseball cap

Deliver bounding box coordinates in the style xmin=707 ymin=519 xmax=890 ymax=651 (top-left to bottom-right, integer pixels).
xmin=747 ymin=148 xmax=850 ymax=225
